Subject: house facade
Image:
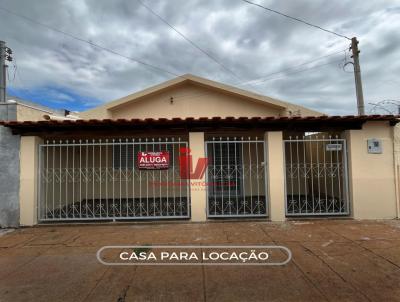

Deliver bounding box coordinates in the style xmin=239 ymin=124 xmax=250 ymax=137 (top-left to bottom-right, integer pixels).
xmin=1 ymin=74 xmax=399 ymax=226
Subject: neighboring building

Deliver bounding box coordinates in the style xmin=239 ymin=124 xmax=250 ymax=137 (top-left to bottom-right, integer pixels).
xmin=4 ymin=96 xmax=70 ymax=122
xmin=0 ymin=96 xmax=69 ymax=227
xmin=0 ymin=74 xmax=399 ymax=226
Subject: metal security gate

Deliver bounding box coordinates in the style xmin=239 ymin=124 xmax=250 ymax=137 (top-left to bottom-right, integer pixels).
xmin=205 ymin=137 xmax=267 ymax=217
xmin=284 ymin=135 xmax=349 ymax=216
xmin=38 ymin=137 xmax=190 ymax=221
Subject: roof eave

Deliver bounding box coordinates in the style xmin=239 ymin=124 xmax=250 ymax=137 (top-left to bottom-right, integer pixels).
xmin=1 ymin=115 xmax=398 ymax=136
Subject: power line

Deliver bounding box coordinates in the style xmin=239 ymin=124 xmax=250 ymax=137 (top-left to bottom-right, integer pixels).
xmin=0 ymin=5 xmax=181 ymax=78
xmin=240 ymin=0 xmax=351 ymax=40
xmin=136 ymin=0 xmax=244 ymax=83
xmin=8 ymin=56 xmax=36 ymax=97
xmin=0 ymin=3 xmax=351 ymax=103
xmin=250 ymin=58 xmax=344 ymax=85
xmin=368 ymin=100 xmax=400 ymax=114
xmin=240 ymin=47 xmax=347 ymax=86
xmin=171 ymin=58 xmax=344 ymax=101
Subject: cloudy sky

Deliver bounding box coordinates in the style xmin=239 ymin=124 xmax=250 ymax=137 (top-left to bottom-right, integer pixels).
xmin=1 ymin=0 xmax=399 ymax=115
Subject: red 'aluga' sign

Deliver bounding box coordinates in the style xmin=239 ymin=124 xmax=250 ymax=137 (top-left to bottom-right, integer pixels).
xmin=137 ymin=151 xmax=170 ymax=169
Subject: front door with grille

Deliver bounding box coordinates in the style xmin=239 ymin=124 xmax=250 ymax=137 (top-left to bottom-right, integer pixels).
xmin=205 ymin=137 xmax=267 ymax=217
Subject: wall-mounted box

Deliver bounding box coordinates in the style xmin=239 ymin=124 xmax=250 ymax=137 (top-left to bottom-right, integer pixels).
xmin=367 ymin=138 xmax=382 ymax=154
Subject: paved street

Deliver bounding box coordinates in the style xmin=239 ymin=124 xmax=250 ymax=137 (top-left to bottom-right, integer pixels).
xmin=0 ymin=220 xmax=400 ymax=301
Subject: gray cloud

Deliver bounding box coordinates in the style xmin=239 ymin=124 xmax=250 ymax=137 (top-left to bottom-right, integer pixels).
xmin=1 ymin=0 xmax=400 ymax=115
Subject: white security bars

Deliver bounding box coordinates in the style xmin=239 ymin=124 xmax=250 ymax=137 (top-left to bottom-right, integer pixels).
xmin=205 ymin=137 xmax=267 ymax=217
xmin=283 ymin=135 xmax=349 ymax=216
xmin=38 ymin=137 xmax=189 ymax=221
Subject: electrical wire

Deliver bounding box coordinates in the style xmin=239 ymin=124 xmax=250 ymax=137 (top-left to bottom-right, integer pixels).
xmin=240 ymin=0 xmax=351 ymax=40
xmin=239 ymin=47 xmax=347 ymax=86
xmin=1 ymin=3 xmax=352 ymax=104
xmin=9 ymin=55 xmax=17 ymax=83
xmin=0 ymin=5 xmax=181 ymax=78
xmin=170 ymin=57 xmax=345 ymax=101
xmin=368 ymin=100 xmax=400 ymax=114
xmin=6 ymin=55 xmax=39 ymax=99
xmin=137 ymin=0 xmax=244 ymax=83
xmin=250 ymin=58 xmax=344 ymax=84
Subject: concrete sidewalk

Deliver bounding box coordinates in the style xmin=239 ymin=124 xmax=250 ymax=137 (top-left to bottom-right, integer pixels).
xmin=0 ymin=220 xmax=399 ymax=301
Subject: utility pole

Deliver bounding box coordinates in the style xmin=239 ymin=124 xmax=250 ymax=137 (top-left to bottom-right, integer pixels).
xmin=0 ymin=41 xmax=12 ymax=103
xmin=350 ymin=37 xmax=365 ymax=115
xmin=0 ymin=41 xmax=6 ymax=102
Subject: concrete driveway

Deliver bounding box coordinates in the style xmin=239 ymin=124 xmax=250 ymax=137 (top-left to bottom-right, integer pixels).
xmin=0 ymin=220 xmax=400 ymax=302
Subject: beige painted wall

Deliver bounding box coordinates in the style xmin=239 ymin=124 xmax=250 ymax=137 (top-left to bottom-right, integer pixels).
xmin=79 ymin=74 xmax=324 ymax=120
xmin=20 ymin=136 xmax=42 ymax=226
xmin=394 ymin=124 xmax=400 ymax=218
xmin=81 ymin=83 xmax=283 ymax=120
xmin=265 ymin=131 xmax=286 ymax=221
xmin=17 ymin=105 xmax=49 ymax=121
xmin=189 ymin=132 xmax=207 ymax=221
xmin=346 ymin=121 xmax=397 ymax=219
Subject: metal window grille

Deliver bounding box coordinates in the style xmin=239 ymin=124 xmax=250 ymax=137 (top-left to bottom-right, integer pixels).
xmin=211 ymin=142 xmax=242 ymax=197
xmin=205 ymin=137 xmax=267 ymax=217
xmin=38 ymin=137 xmax=190 ymax=221
xmin=283 ymin=135 xmax=349 ymax=216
